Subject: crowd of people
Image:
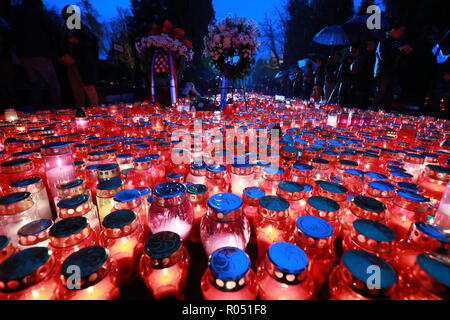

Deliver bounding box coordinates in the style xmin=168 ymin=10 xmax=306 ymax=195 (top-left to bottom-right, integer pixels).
xmin=255 ymin=24 xmax=450 ymax=113
xmin=0 ymin=0 xmax=99 ymax=112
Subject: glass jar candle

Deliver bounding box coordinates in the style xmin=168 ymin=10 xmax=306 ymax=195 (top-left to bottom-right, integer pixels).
xmin=0 ymin=247 xmax=60 ymax=300
xmin=328 ymin=249 xmax=397 ymax=300
xmin=230 ymin=163 xmax=255 ymax=198
xmin=0 ymin=192 xmax=39 ymax=246
xmin=311 ymin=158 xmax=331 ymax=181
xmin=139 ymin=231 xmax=190 ymax=300
xmin=49 ymin=216 xmax=98 ymax=265
xmin=252 ymin=160 xmax=271 ymax=187
xmin=341 ymin=169 xmax=365 ymax=196
xmin=259 ymin=166 xmax=285 ymax=196
xmin=99 ymin=209 xmax=145 ymax=286
xmin=205 ymin=164 xmax=231 ymax=196
xmin=257 ymin=242 xmax=315 ymax=300
xmin=403 ymin=153 xmax=425 ymax=182
xmin=242 ymin=187 xmax=266 ymax=243
xmin=201 ymin=247 xmax=258 ymax=300
xmin=364 ymin=171 xmax=388 ymax=184
xmin=330 ymin=160 xmax=359 ymax=185
xmin=87 ymin=150 xmax=108 ymax=166
xmin=435 ymin=183 xmax=450 ymax=228
xmin=387 ymin=189 xmax=430 ymax=240
xmin=85 ymin=164 xmax=99 ymax=200
xmin=280 ymin=146 xmax=298 ymax=171
xmin=341 ymin=196 xmax=387 ymax=239
xmin=343 ymin=219 xmax=396 ymax=264
xmin=392 ymin=222 xmax=450 ymax=272
xmin=276 ymin=181 xmax=305 ymax=220
xmin=0 ymin=158 xmax=36 ymax=190
xmin=116 ymin=153 xmax=134 ymax=172
xmin=41 ymin=142 xmax=77 ymax=200
xmin=294 ymin=216 xmax=335 ymax=296
xmin=358 ymin=152 xmax=380 ymax=172
xmin=417 ymin=165 xmax=450 ymax=206
xmin=200 ymin=193 xmax=250 ymax=256
xmin=0 ymin=235 xmax=15 ymax=264
xmin=9 ymin=176 xmax=52 ymax=220
xmin=305 ymin=196 xmax=341 ymax=238
xmin=113 ymin=189 xmax=147 ymax=232
xmin=96 ymin=178 xmax=124 ymax=223
xmin=56 ymin=179 xmax=89 ymax=204
xmin=58 ymin=246 xmax=120 ymax=300
xmin=96 ymin=163 xmax=121 ymax=182
xmin=290 ymin=162 xmax=313 ymax=184
xmin=149 ymin=182 xmax=194 ymax=241
xmin=314 ymin=180 xmax=348 ymax=208
xmin=166 ymin=172 xmax=184 ymax=183
xmin=394 ymin=253 xmax=450 ymax=300
xmin=185 ymin=161 xmax=207 ymax=185
xmin=17 ymin=219 xmax=52 ymax=250
xmin=388 ymin=170 xmax=414 ymax=184
xmin=365 ymin=180 xmax=396 ymax=202
xmin=125 ymin=156 xmax=153 ymax=189
xmin=57 ymin=194 xmax=100 ymax=233
xmin=187 ymin=184 xmax=208 ymax=243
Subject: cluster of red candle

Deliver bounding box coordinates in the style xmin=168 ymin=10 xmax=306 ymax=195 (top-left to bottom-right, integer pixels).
xmin=0 ymin=97 xmax=449 ymax=300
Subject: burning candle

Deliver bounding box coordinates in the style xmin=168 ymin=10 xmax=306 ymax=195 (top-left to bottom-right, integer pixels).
xmin=205 ymin=164 xmax=231 ymax=196
xmin=99 ymin=209 xmax=145 ymax=286
xmin=259 ymin=166 xmax=285 ymax=196
xmin=58 ymin=246 xmax=120 ymax=300
xmin=113 ymin=189 xmax=147 ymax=232
xmin=185 ymin=161 xmax=207 ymax=185
xmin=328 ymin=250 xmax=397 ymax=300
xmin=0 ymin=247 xmax=60 ymax=300
xmin=139 ymin=231 xmax=189 ymax=300
xmin=290 ymin=162 xmax=314 ymax=184
xmin=257 ymin=242 xmax=315 ymax=300
xmin=230 ymin=163 xmax=255 ymax=198
xmin=57 ymin=194 xmax=100 ymax=233
xmin=186 ymin=184 xmax=208 ymax=243
xmin=0 ymin=158 xmax=36 ymax=190
xmin=201 ymin=247 xmax=258 ymax=300
xmin=200 ymin=193 xmax=250 ymax=256
xmin=96 ymin=178 xmax=124 ymax=223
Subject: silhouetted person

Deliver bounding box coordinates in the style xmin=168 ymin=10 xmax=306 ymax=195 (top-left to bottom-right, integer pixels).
xmin=374 ymin=24 xmax=413 ymax=111
xmin=313 ymin=57 xmax=325 ymax=102
xmin=292 ymin=66 xmax=303 ymax=99
xmin=324 ymin=52 xmax=341 ymax=102
xmin=11 ymin=0 xmax=62 ymax=111
xmin=338 ymin=46 xmax=360 ymax=106
xmin=350 ymin=40 xmax=377 ymax=109
xmin=302 ymin=61 xmax=314 ymax=100
xmin=61 ymin=5 xmax=99 ymax=109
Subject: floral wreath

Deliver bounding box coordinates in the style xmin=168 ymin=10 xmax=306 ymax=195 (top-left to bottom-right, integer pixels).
xmin=135 ymin=20 xmax=194 ymax=61
xmin=204 ymin=17 xmax=260 ymax=79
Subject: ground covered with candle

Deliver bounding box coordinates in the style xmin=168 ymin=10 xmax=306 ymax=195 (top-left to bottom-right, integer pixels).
xmin=0 ymin=98 xmax=450 ymax=301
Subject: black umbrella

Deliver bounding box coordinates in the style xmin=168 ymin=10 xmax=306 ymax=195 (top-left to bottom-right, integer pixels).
xmin=342 ymin=14 xmax=389 ymax=43
xmin=313 ymin=25 xmax=352 ymax=46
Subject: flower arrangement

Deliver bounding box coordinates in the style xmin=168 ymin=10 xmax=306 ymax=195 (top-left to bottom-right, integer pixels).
xmin=204 ymin=16 xmax=260 ymax=79
xmin=136 ymin=20 xmax=194 ymax=61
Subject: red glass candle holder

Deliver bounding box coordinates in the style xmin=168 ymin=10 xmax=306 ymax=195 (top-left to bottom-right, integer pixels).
xmin=276 ymin=181 xmax=307 ymax=221
xmin=139 ymin=231 xmax=189 ymax=300
xmin=417 ymin=165 xmax=450 ymax=206
xmin=10 ymin=176 xmax=52 ymax=220
xmin=186 ymin=184 xmax=208 ymax=243
xmin=201 ymin=247 xmax=258 ymax=300
xmin=257 ymin=242 xmax=315 ymax=300
xmin=113 ymin=189 xmax=147 ymax=233
xmin=57 ymin=194 xmax=100 ymax=234
xmin=58 ymin=246 xmax=120 ymax=300
xmin=0 ymin=158 xmax=36 ymax=190
xmin=0 ymin=247 xmax=60 ymax=300
xmin=205 ymin=164 xmax=231 ymax=196
xmin=290 ymin=162 xmax=313 ymax=184
xmin=0 ymin=235 xmax=16 ymax=264
xmin=99 ymin=209 xmax=145 ymax=286
xmin=328 ymin=249 xmax=397 ymax=300
xmin=17 ymin=219 xmax=53 ymax=249
xmin=242 ymin=187 xmax=266 ymax=243
xmin=230 ymin=163 xmax=255 ymax=198
xmin=259 ymin=166 xmax=285 ymax=196
xmin=185 ymin=161 xmax=207 ymax=185
xmin=305 ymin=196 xmax=342 ymax=239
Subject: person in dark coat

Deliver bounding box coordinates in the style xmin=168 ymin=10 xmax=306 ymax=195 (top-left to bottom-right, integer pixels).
xmin=302 ymin=61 xmax=314 ymax=100
xmin=313 ymin=57 xmax=325 ymax=102
xmin=324 ymin=52 xmax=341 ymax=102
xmin=350 ymin=40 xmax=377 ymax=109
xmin=11 ymin=0 xmax=63 ymax=111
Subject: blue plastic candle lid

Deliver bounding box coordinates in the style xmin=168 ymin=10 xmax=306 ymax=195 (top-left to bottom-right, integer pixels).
xmin=97 ymin=178 xmax=123 ymax=190
xmin=296 ymin=216 xmax=333 ymax=239
xmin=41 ymin=141 xmax=69 ymax=149
xmin=210 ymin=247 xmax=250 ymax=281
xmin=57 ymin=194 xmax=89 ymax=209
xmin=154 ymin=182 xmax=186 ymax=199
xmin=11 ymin=151 xmax=33 ymax=158
xmin=397 ymin=181 xmax=420 ymax=192
xmin=0 ymin=192 xmax=30 ymax=205
xmin=103 ymin=209 xmax=136 ymax=229
xmin=268 ymin=242 xmax=308 ymax=275
xmin=1 ymin=158 xmax=32 ymax=167
xmin=49 ymin=216 xmax=88 ymax=238
xmin=396 ymin=189 xmax=429 ymax=203
xmin=315 ymin=180 xmax=347 ymax=194
xmin=292 ymin=162 xmax=313 ymax=171
xmin=243 ymin=187 xmax=265 ymax=199
xmin=369 ymin=180 xmax=395 ymax=191
xmin=282 ymin=145 xmax=298 ymax=154
xmin=18 ymin=219 xmax=52 ymax=237
xmin=312 ymin=158 xmax=329 ymax=165
xmin=145 ymin=231 xmax=181 ymax=259
xmin=135 ymin=187 xmax=151 ymax=197
xmin=308 ymin=196 xmax=340 ymax=212
xmin=60 ymin=179 xmax=84 ymax=190
xmin=191 ymin=161 xmax=207 ymax=171
xmin=0 ymin=235 xmax=10 ymax=250
xmin=62 ymin=246 xmax=108 ymax=279
xmin=254 ymin=160 xmax=271 ymax=167
xmin=116 ymin=153 xmax=133 ymax=159
xmin=134 ymin=156 xmax=151 ymax=163
xmin=415 ymin=222 xmax=450 ymax=243
xmin=389 ymin=170 xmax=413 ymax=178
xmin=259 ymin=196 xmax=290 ymax=212
xmin=278 ymin=181 xmax=304 ymax=193
xmin=342 ymin=250 xmax=397 ymax=289
xmin=88 ymin=150 xmax=107 ymax=156
xmin=353 ymin=196 xmax=386 ymax=213
xmin=339 ymin=160 xmax=358 ymax=167
xmin=187 ymin=184 xmax=208 ymax=195
xmin=426 ymin=165 xmax=450 ymax=174
xmin=365 ymin=172 xmax=388 ymax=180
xmin=416 ymin=253 xmax=450 ymax=287
xmin=167 ymin=173 xmax=183 ymax=179
xmin=207 ymin=164 xmax=227 ymax=173
xmin=97 ymin=163 xmax=119 ymax=171
xmin=86 ymin=164 xmax=99 ymax=171
xmin=0 ymin=247 xmax=52 ymax=283
xmin=208 ymin=193 xmax=243 ymax=213
xmin=10 ymin=176 xmax=42 ymax=188
xmin=344 ymin=169 xmax=364 ymax=176
xmin=263 ymin=166 xmax=284 ymax=175
xmin=353 ymin=219 xmax=396 ymax=242
xmin=114 ymin=189 xmax=140 ymax=203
